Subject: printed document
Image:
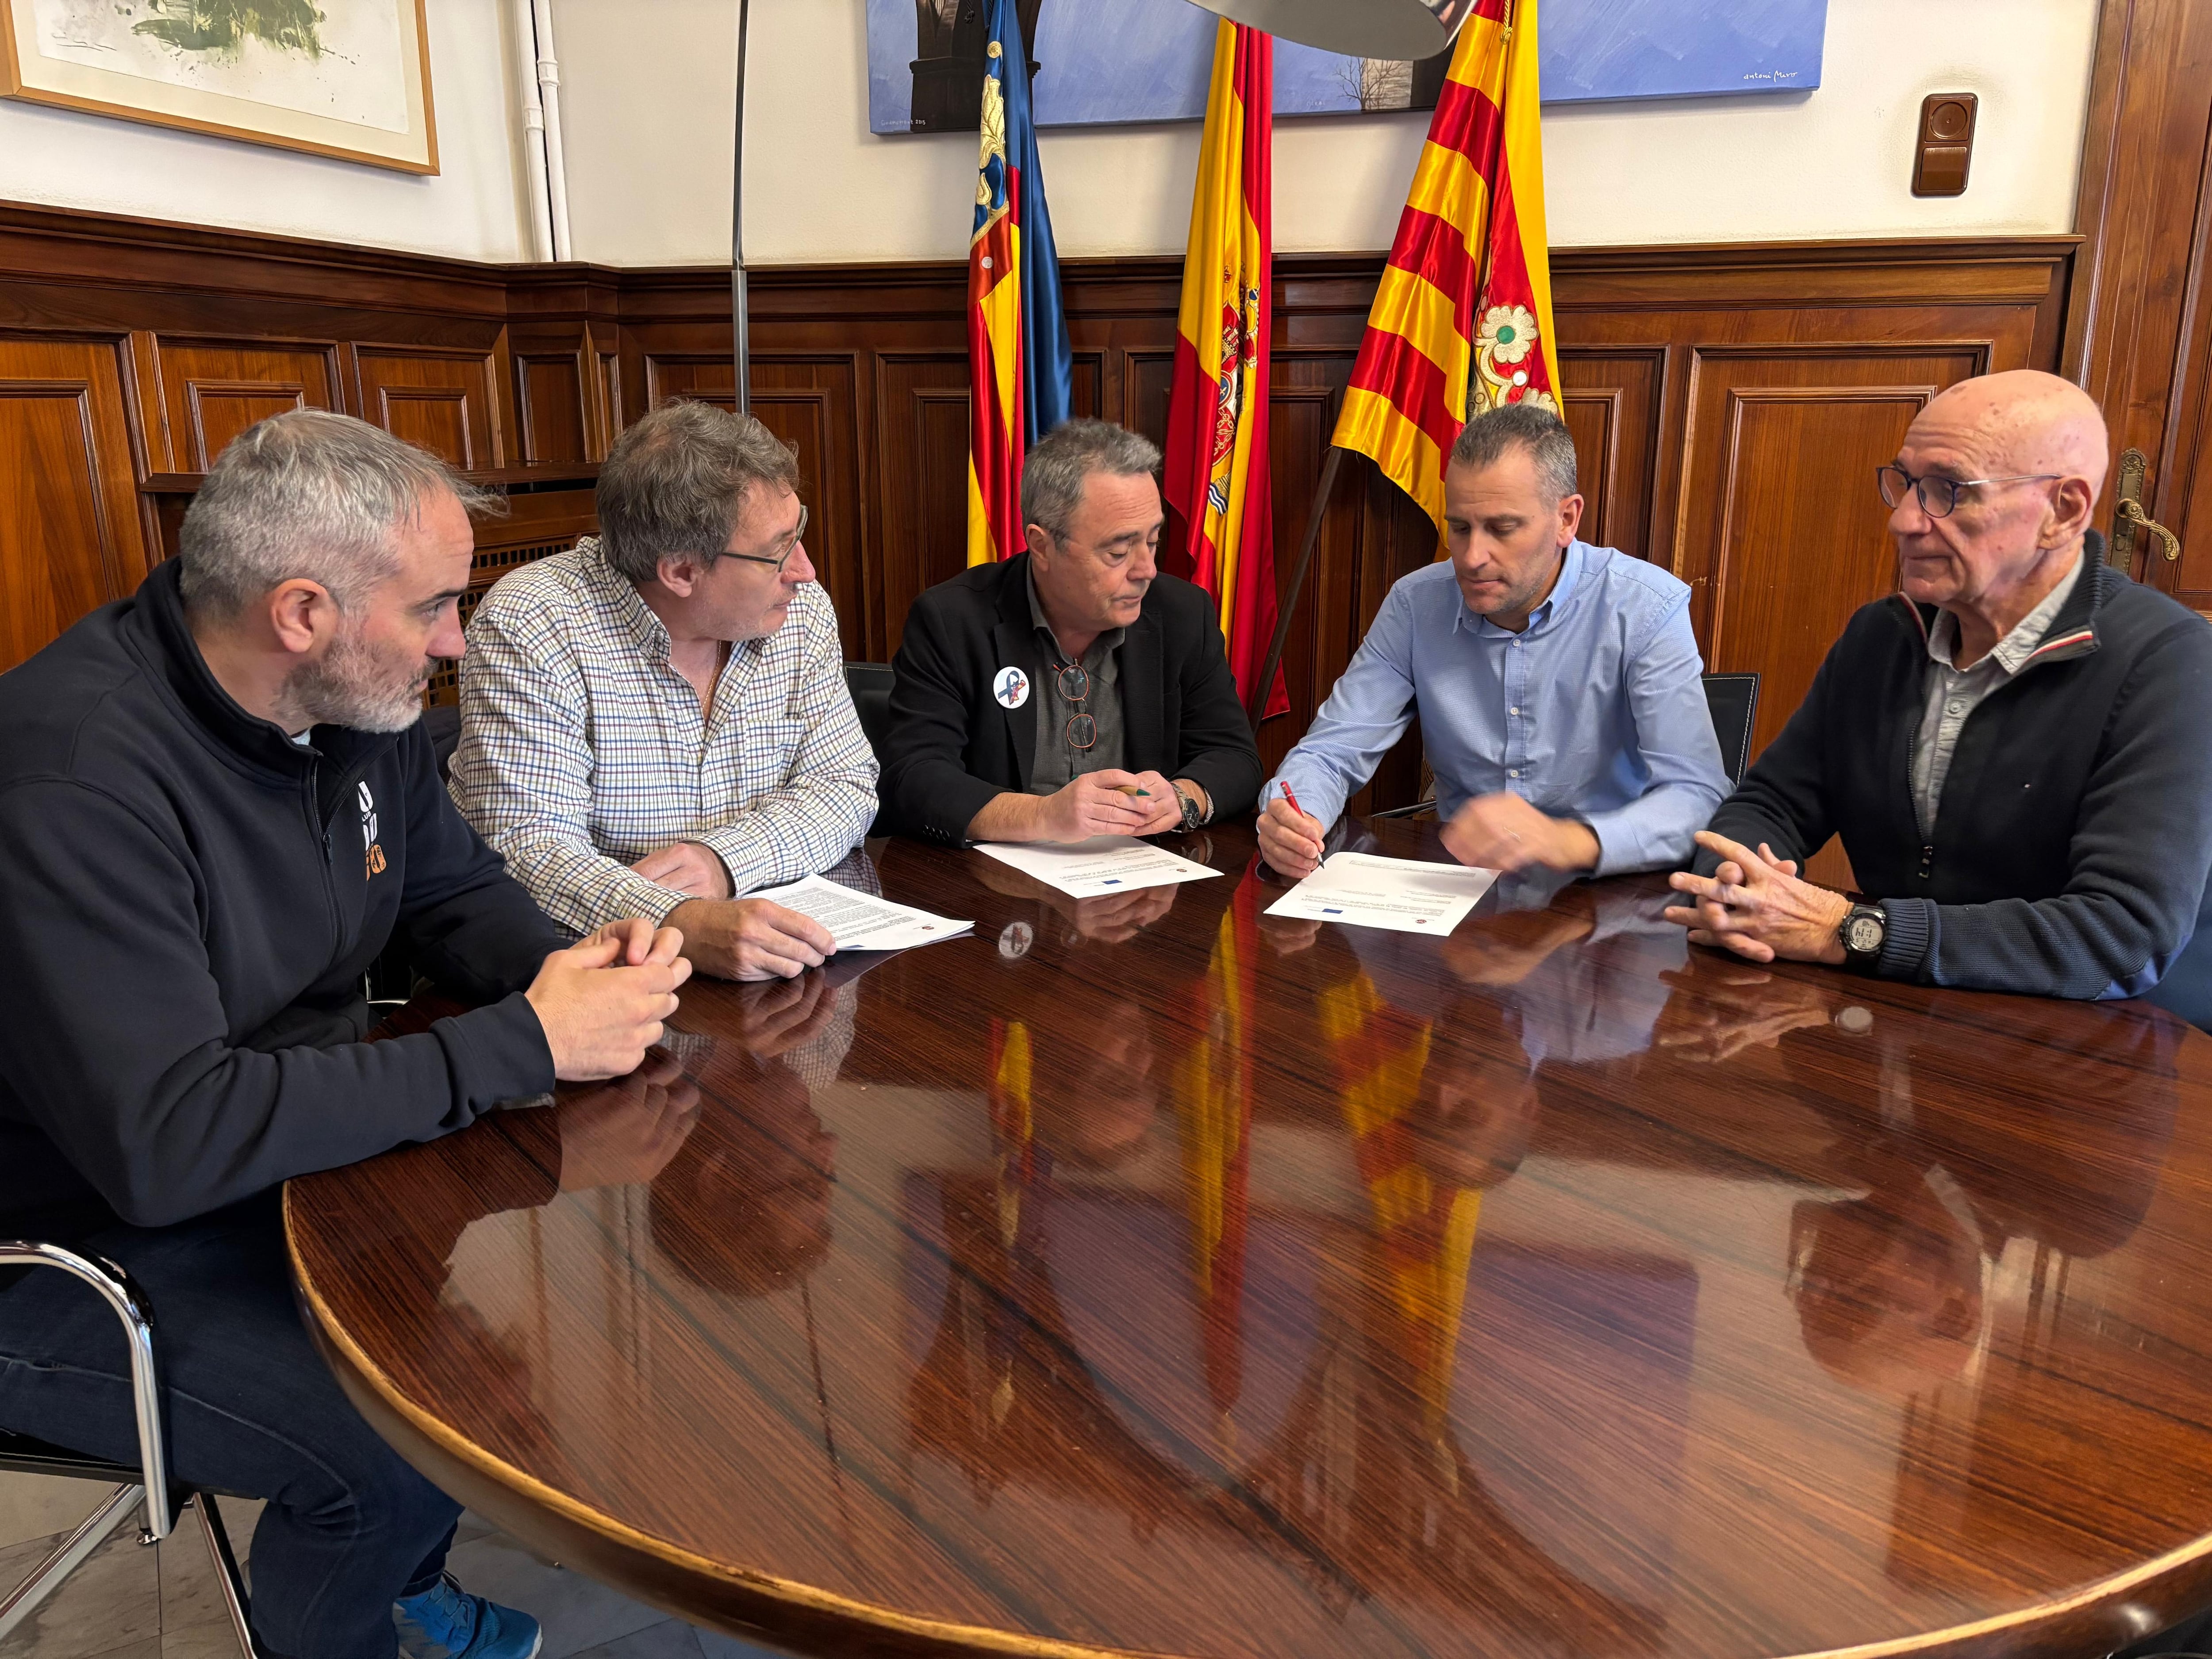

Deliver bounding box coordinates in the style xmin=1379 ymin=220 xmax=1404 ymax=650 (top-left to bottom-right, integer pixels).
xmin=753 ymin=875 xmax=972 ymax=952
xmin=1264 ymin=851 xmax=1497 ymax=935
xmin=973 ymin=836 xmax=1222 ymax=899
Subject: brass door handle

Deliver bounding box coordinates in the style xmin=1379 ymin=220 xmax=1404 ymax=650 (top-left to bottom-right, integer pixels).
xmin=2112 ymin=446 xmax=2181 ymax=564
xmin=2117 ymin=496 xmax=2181 ymax=561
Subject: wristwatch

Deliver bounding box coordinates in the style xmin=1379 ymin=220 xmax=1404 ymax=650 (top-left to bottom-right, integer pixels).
xmin=1837 ymin=902 xmax=1888 ymax=972
xmin=1171 ymin=782 xmax=1207 ymax=831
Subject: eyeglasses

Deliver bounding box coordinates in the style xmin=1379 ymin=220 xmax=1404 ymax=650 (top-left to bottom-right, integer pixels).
xmin=1875 ymin=465 xmax=2062 ymax=519
xmin=1055 ymin=662 xmax=1096 ymax=750
xmin=722 ymin=504 xmax=809 ymax=574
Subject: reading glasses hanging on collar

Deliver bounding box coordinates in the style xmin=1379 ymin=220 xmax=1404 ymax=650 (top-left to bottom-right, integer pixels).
xmin=1183 ymin=0 xmax=1480 ymax=59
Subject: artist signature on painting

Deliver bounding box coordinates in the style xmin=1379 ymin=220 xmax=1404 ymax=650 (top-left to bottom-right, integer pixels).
xmin=1741 ymin=69 xmax=1804 ymax=82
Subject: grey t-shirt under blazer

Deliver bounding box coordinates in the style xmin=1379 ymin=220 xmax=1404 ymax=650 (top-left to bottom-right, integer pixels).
xmin=1912 ymin=553 xmax=2085 ymax=836
xmin=1026 ymin=567 xmax=1128 ymax=794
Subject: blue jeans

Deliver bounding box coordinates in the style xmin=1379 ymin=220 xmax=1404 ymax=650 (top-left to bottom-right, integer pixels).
xmin=0 ymin=1191 xmax=461 ymax=1659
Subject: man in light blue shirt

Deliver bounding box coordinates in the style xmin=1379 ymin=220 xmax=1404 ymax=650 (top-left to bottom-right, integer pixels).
xmin=1258 ymin=403 xmax=1728 ymax=879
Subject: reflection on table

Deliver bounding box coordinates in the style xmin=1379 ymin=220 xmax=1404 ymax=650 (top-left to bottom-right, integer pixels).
xmin=290 ymin=821 xmax=2212 ymax=1659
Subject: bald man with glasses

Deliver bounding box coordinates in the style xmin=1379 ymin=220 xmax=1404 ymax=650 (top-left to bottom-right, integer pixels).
xmin=452 ymin=400 xmax=878 ymax=981
xmin=1664 ymin=369 xmax=2212 ymax=1026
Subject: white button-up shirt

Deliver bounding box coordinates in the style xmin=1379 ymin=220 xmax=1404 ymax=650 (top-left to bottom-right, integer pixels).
xmin=449 ymin=538 xmax=878 ymax=935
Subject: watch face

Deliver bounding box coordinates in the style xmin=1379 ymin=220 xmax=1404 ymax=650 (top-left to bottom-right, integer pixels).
xmin=1846 ymin=914 xmax=1885 ymax=954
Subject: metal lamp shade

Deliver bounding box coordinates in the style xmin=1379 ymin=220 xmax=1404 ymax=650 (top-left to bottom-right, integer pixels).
xmin=1182 ymin=0 xmax=1478 ymax=59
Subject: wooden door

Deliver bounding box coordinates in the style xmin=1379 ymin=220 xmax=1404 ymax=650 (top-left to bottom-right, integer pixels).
xmin=0 ymin=334 xmax=154 ymax=672
xmin=2067 ymin=0 xmax=2212 ymax=614
xmin=1682 ymin=349 xmax=1981 ymax=757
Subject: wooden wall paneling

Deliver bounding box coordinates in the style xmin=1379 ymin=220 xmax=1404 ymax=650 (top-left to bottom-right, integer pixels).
xmin=585 ymin=322 xmax=622 ymax=456
xmin=1260 ymin=359 xmax=1346 ymax=779
xmin=872 ymin=352 xmax=974 ymax=660
xmin=1068 ymin=351 xmax=1105 ymax=422
xmin=1556 ymin=348 xmax=1664 ymax=560
xmin=354 ymin=345 xmax=504 ymax=472
xmin=0 ymin=201 xmax=2082 ymax=763
xmin=426 ymin=487 xmax=601 ymax=707
xmin=751 ymin=356 xmax=868 ymax=661
xmin=641 ymin=346 xmax=737 ymax=413
xmin=631 ymin=342 xmax=876 ymax=658
xmin=0 ymin=333 xmax=153 ymax=667
xmin=129 ymin=334 xmax=345 ymax=475
xmin=513 ymin=339 xmax=592 ymax=467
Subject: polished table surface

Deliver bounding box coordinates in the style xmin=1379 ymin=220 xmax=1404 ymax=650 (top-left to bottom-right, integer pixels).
xmin=288 ymin=820 xmax=2212 ymax=1659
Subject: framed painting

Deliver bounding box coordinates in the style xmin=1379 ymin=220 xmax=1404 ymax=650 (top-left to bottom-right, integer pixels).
xmin=1 ymin=0 xmax=438 ymax=174
xmin=869 ymin=0 xmax=1828 ymax=134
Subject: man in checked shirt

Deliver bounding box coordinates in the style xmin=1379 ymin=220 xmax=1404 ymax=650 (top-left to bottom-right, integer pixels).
xmin=451 ymin=401 xmax=878 ymax=979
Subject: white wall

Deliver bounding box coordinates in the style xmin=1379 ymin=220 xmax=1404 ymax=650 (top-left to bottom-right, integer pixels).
xmin=0 ymin=0 xmax=532 ymax=262
xmin=557 ymin=0 xmax=2099 ymax=268
xmin=0 ymin=0 xmax=2097 ymax=267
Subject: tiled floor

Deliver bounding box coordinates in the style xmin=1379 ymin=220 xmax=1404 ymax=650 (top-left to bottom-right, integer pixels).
xmin=0 ymin=1471 xmax=783 ymax=1659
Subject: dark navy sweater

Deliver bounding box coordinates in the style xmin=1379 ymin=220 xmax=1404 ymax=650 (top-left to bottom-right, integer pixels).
xmin=0 ymin=562 xmax=565 ymax=1241
xmin=1702 ymin=544 xmax=2212 ymax=1007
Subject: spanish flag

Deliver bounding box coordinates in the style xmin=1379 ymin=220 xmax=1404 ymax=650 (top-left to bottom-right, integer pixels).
xmin=1174 ymin=870 xmax=1264 ymax=1442
xmin=966 ymin=0 xmax=1073 ymax=566
xmin=1334 ymin=0 xmax=1559 ymax=536
xmin=1164 ymin=20 xmax=1284 ymax=714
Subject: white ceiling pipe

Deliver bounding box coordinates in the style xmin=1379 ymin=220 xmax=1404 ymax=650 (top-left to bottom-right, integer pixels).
xmin=530 ymin=0 xmax=573 ymax=262
xmin=512 ymin=0 xmax=554 ymax=262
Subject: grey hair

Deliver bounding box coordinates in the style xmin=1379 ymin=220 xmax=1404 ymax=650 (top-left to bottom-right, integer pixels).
xmin=594 ymin=400 xmax=801 ymax=584
xmin=1450 ymin=402 xmax=1578 ymax=505
xmin=178 ymin=410 xmax=499 ymax=617
xmin=1021 ymin=418 xmax=1162 ymax=541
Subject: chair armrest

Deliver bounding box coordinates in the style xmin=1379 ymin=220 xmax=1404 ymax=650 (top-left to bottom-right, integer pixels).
xmin=0 ymin=1243 xmax=173 ymax=1540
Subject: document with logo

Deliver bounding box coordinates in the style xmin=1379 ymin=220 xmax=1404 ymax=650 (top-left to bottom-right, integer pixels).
xmin=1264 ymin=851 xmax=1497 ymax=935
xmin=753 ymin=875 xmax=972 ymax=952
xmin=973 ymin=836 xmax=1221 ymax=899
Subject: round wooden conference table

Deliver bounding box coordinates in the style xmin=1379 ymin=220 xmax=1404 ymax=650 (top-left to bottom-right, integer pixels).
xmin=288 ymin=819 xmax=2212 ymax=1659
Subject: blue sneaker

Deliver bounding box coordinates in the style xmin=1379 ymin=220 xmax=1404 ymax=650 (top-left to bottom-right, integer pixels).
xmin=393 ymin=1573 xmax=544 ymax=1659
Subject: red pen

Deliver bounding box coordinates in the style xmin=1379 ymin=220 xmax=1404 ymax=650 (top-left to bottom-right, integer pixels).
xmin=1280 ymin=782 xmax=1311 ymax=824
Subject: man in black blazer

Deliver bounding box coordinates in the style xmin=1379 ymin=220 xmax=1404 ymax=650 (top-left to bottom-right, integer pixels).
xmin=882 ymin=419 xmax=1263 ymax=845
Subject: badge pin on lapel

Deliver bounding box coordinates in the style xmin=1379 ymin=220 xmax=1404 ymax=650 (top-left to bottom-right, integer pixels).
xmin=993 ymin=667 xmax=1030 ymax=710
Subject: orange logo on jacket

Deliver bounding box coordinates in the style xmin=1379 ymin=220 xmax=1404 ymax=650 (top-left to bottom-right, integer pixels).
xmin=358 ymin=781 xmax=387 ymax=879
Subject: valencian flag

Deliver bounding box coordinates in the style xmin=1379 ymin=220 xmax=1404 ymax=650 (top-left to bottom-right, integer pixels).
xmin=1334 ymin=0 xmax=1559 ymax=535
xmin=1321 ymin=972 xmax=1482 ymax=1448
xmin=1164 ymin=20 xmax=1285 ymax=714
xmin=966 ymin=0 xmax=1073 ymax=566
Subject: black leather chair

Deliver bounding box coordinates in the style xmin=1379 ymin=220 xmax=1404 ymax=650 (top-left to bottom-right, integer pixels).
xmin=1701 ymin=671 xmax=1760 ymax=785
xmin=845 ymin=662 xmax=896 ymax=771
xmin=0 ymin=1244 xmax=258 ymax=1653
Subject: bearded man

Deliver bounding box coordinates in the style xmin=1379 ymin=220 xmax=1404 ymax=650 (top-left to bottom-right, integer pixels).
xmin=0 ymin=410 xmax=683 ymax=1659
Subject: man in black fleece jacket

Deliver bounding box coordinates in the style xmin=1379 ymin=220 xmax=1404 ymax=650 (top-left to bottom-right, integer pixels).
xmin=1665 ymin=371 xmax=2212 ymax=1025
xmin=0 ymin=411 xmax=686 ymax=1659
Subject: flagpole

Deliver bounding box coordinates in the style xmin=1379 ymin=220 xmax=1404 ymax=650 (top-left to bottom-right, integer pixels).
xmin=1246 ymin=444 xmax=1343 ymax=727
xmin=729 ymin=0 xmax=751 ymax=416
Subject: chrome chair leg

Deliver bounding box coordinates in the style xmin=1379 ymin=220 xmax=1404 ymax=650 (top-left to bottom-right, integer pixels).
xmin=0 ymin=1481 xmax=146 ymax=1643
xmin=195 ymin=1492 xmax=262 ymax=1657
xmin=0 ymin=1242 xmax=172 ymax=1541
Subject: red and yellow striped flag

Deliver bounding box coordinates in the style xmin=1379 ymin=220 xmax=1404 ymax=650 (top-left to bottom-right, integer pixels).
xmin=1334 ymin=0 xmax=1559 ymax=535
xmin=1163 ymin=19 xmax=1284 ymax=715
xmin=1321 ymin=971 xmax=1480 ymax=1446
